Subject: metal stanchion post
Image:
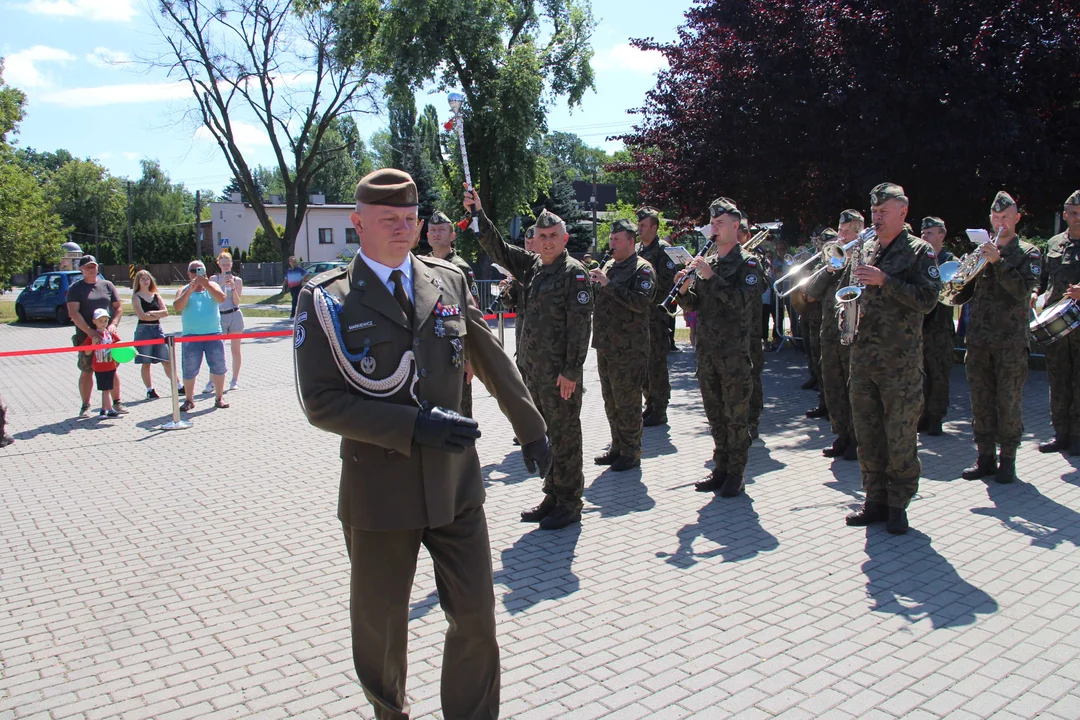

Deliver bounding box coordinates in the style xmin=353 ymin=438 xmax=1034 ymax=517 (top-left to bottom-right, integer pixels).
xmin=497 ymin=310 xmax=505 ymax=346
xmin=159 ymin=335 xmax=193 ymax=431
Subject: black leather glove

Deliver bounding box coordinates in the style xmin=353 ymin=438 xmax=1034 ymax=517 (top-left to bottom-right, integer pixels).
xmin=521 ymin=435 xmax=553 ymax=477
xmin=413 ymin=406 xmax=481 ymax=453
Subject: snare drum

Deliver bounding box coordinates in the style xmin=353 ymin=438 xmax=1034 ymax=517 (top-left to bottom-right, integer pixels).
xmin=1030 ymin=298 xmax=1080 ymax=346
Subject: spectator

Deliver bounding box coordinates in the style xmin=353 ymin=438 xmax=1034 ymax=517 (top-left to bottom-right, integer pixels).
xmin=204 ymin=251 xmax=244 ymax=393
xmin=0 ymin=393 xmax=12 ymax=448
xmin=174 ymin=260 xmax=230 ymax=411
xmin=82 ymin=308 xmax=121 ymax=418
xmin=132 ymin=270 xmax=180 ymax=399
xmin=283 ymin=255 xmax=304 ymax=318
xmin=66 ymin=255 xmax=128 ymax=418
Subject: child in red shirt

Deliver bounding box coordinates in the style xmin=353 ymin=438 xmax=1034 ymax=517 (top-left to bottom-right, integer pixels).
xmin=83 ymin=308 xmax=121 ymax=418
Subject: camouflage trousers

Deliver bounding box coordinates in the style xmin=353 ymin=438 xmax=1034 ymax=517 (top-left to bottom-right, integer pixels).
xmin=697 ymin=349 xmax=753 ymax=476
xmin=850 ymin=362 xmax=923 ymax=509
xmin=965 ymin=342 xmax=1027 ymax=454
xmin=749 ymin=337 xmax=764 ymax=431
xmin=524 ymin=367 xmax=584 ymax=512
xmin=922 ymin=329 xmax=953 ymax=421
xmin=643 ymin=313 xmax=672 ymax=414
xmin=598 ymin=350 xmax=648 ymax=461
xmin=0 ymin=395 xmax=6 ymax=436
xmin=806 ymin=315 xmax=825 ymax=405
xmin=819 ymin=337 xmax=852 ymax=440
xmin=1045 ymin=329 xmax=1080 ymax=439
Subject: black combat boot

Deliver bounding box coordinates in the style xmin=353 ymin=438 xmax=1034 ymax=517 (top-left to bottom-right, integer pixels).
xmin=843 ymin=442 xmax=859 ymax=462
xmin=695 ymin=469 xmax=726 ymax=493
xmin=917 ymin=415 xmax=929 ymax=433
xmin=801 ymin=376 xmax=818 ymax=390
xmin=822 ymin=436 xmax=849 ymax=458
xmin=806 ymin=405 xmax=829 ymax=419
xmin=609 ymin=455 xmax=641 ymax=472
xmin=749 ymin=426 xmax=759 ymax=440
xmin=961 ymin=453 xmax=997 ymax=480
xmin=1070 ymin=436 xmax=1080 ymax=457
xmin=1039 ymin=430 xmax=1069 ymax=453
xmin=520 ymin=494 xmax=557 ymax=523
xmin=925 ymin=418 xmax=944 ymax=437
xmin=643 ymin=410 xmax=668 ymax=427
xmin=886 ymin=507 xmax=909 ymax=535
xmin=719 ymin=473 xmax=745 ymax=498
xmin=642 ymin=406 xmax=653 ymax=419
xmin=995 ymin=453 xmax=1017 ymax=484
xmin=594 ymin=446 xmax=619 ymax=465
xmin=539 ymin=504 xmax=581 ymax=530
xmin=845 ymin=502 xmax=888 ymax=526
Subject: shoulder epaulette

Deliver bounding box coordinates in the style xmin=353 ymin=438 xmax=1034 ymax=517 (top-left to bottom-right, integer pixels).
xmin=305 ymin=265 xmax=347 ymax=290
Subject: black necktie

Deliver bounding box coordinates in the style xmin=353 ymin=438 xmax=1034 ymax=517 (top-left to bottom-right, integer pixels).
xmin=390 ymin=269 xmax=414 ymax=324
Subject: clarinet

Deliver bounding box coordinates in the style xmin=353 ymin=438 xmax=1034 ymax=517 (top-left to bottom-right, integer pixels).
xmin=659 ymin=238 xmax=715 ymax=315
xmin=486 ymin=281 xmax=509 ymax=314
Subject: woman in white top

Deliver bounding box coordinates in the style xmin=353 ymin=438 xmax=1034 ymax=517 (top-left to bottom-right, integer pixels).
xmin=204 ymin=251 xmax=244 ymax=392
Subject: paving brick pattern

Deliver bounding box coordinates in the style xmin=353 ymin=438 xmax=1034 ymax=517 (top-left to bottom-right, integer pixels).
xmin=2 ymin=316 xmax=1079 ymax=719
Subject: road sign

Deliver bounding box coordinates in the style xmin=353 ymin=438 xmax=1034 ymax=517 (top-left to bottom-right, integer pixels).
xmin=220 ymin=238 xmax=230 ymax=248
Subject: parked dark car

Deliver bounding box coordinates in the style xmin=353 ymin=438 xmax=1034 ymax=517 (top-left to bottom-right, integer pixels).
xmin=301 ymin=261 xmax=346 ymax=284
xmin=15 ymin=271 xmax=84 ymax=324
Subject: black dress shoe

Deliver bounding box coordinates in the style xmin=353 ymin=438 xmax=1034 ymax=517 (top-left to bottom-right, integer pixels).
xmin=594 ymin=447 xmax=619 ymax=465
xmin=521 ymin=495 xmax=557 ymax=523
xmin=801 ymin=377 xmax=818 ymax=390
xmin=806 ymin=405 xmax=829 ymax=419
xmin=512 ymin=436 xmax=520 ymax=446
xmin=822 ymin=436 xmax=849 ymax=458
xmin=609 ymin=456 xmax=641 ymax=472
xmin=1039 ymin=436 xmax=1068 ymax=453
xmin=925 ymin=419 xmax=943 ymax=437
xmin=539 ymin=505 xmax=581 ymax=530
xmin=995 ymin=454 xmax=1017 ymax=484
xmin=886 ymin=507 xmax=909 ymax=535
xmin=961 ymin=454 xmax=997 ymax=480
xmin=843 ymin=442 xmax=859 ymax=462
xmin=695 ymin=470 xmax=726 ymax=492
xmin=719 ymin=473 xmax=745 ymax=497
xmin=846 ymin=502 xmax=888 ymax=526
xmin=643 ymin=411 xmax=668 ymax=427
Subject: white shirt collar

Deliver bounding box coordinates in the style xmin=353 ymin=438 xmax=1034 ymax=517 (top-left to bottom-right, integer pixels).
xmin=359 ymin=248 xmax=413 ymax=294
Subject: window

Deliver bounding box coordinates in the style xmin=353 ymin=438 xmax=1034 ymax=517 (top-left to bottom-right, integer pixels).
xmin=29 ymin=276 xmax=46 ymax=291
xmin=345 ymin=228 xmax=359 ymax=245
xmin=47 ymin=275 xmax=63 ymax=292
xmin=318 ymin=228 xmax=334 ymax=245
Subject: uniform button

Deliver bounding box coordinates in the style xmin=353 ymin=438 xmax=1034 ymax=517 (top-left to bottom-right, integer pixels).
xmin=351 ymin=454 xmax=358 ymax=462
xmin=414 ymin=338 xmax=420 ymax=347
xmin=421 ymin=368 xmax=428 ymax=378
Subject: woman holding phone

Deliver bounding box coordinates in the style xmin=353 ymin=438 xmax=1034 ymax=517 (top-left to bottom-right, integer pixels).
xmin=204 ymin=251 xmax=244 ymax=393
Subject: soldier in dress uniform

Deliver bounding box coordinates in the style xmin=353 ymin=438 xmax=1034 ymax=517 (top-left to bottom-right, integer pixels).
xmin=843 ymin=183 xmax=941 ymax=535
xmin=1035 ymin=190 xmax=1080 ymax=455
xmin=590 ymin=218 xmax=656 ymax=471
xmin=294 ymin=169 xmax=552 ymax=720
xmin=636 ymin=206 xmax=683 ymax=426
xmin=739 ymin=218 xmax=766 ymax=439
xmin=427 ymin=211 xmax=480 ymax=417
xmin=469 ymin=189 xmax=593 ymax=531
xmin=918 ymin=216 xmax=956 ymax=437
xmin=675 ymin=197 xmax=765 ymax=498
xmin=955 ymin=192 xmax=1039 ymax=483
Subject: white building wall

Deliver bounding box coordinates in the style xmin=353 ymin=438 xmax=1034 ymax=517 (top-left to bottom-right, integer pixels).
xmin=209 ymin=202 xmax=358 ymax=263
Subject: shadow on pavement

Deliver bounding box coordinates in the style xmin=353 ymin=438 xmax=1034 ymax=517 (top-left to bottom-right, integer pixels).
xmin=584 ymin=467 xmax=655 ymax=517
xmin=495 ymin=525 xmax=581 ymax=615
xmin=656 ymin=495 xmax=779 ymax=568
xmin=481 ymin=449 xmax=530 ymax=487
xmin=862 ymin=528 xmax=998 ymax=629
xmin=971 ymin=479 xmax=1080 ymax=550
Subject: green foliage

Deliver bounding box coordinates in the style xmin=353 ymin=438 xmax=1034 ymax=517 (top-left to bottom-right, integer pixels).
xmin=250 ymin=221 xmax=285 ymax=262
xmin=603 ymin=149 xmax=642 ymax=206
xmin=131 ymin=222 xmax=200 ymax=264
xmin=130 ymin=159 xmax=191 ymax=227
xmin=308 ymin=115 xmax=373 ymax=204
xmin=0 ymin=150 xmax=65 ymax=279
xmin=0 ymin=60 xmax=26 ymax=146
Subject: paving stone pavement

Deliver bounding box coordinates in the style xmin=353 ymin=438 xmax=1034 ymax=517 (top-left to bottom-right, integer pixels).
xmin=2 ymin=316 xmax=1080 ymax=720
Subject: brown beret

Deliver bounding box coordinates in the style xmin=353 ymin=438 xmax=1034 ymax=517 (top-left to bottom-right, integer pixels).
xmin=355 ymin=168 xmax=418 ymax=207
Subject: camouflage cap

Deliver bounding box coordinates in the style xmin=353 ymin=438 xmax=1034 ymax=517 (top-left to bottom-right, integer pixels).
xmin=1064 ymin=190 xmax=1080 ymax=207
xmin=709 ymin=196 xmax=742 ymax=219
xmin=611 ymin=218 xmax=637 ymax=235
xmin=354 ymin=168 xmax=418 ymax=207
xmin=869 ymin=183 xmax=907 ymax=206
xmin=524 ymin=225 xmax=536 ymax=239
xmin=739 ymin=217 xmax=750 ymax=233
xmin=839 ymin=209 xmax=864 ymax=225
xmin=921 ymin=216 xmax=946 ymax=231
xmin=428 ymin=211 xmax=452 ymax=225
xmin=535 ymin=209 xmax=564 ymax=229
xmin=819 ymin=227 xmax=839 ymax=241
xmin=991 ymin=191 xmax=1016 ymax=213
xmin=635 ymin=206 xmax=660 ymax=221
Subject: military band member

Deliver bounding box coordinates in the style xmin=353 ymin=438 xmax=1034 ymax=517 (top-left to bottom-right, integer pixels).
xmin=676 ymin=197 xmax=765 ymax=497
xmin=636 ymin=206 xmax=683 ymax=426
xmin=844 ymin=183 xmax=941 ymax=535
xmin=294 ymin=169 xmax=551 ymax=720
xmin=739 ymin=218 xmax=765 ymax=438
xmin=953 ymin=193 xmax=1038 ymax=483
xmin=428 ymin=211 xmax=480 ymax=417
xmin=469 ymin=190 xmax=593 ymax=530
xmin=1036 ymin=190 xmax=1080 ymax=455
xmin=918 ymin=216 xmax=956 ymax=437
xmin=590 ymin=219 xmax=656 ymax=471
xmin=802 ymin=231 xmax=828 ymax=418
xmin=806 ymin=220 xmax=857 ymax=461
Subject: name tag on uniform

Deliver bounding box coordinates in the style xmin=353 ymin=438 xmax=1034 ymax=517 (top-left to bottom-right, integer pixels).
xmin=347 ymin=321 xmax=375 ymax=332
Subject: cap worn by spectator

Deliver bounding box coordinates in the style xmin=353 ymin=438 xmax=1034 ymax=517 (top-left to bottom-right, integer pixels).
xmin=92 ymin=308 xmax=110 ymax=321
xmin=79 ymin=255 xmax=99 ymax=268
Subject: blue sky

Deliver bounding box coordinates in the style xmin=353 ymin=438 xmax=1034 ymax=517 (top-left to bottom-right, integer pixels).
xmin=1 ymin=0 xmax=691 ymax=194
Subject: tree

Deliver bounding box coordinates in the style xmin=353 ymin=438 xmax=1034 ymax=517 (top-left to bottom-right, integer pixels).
xmin=130 ymin=159 xmax=191 ymax=227
xmin=41 ymin=158 xmax=128 ymax=256
xmin=332 ymin=0 xmax=597 ymax=232
xmin=249 ymin=221 xmax=285 ymax=262
xmin=308 ymin=117 xmax=370 ymax=204
xmin=0 ymin=59 xmax=26 ymax=145
xmin=153 ymin=0 xmax=378 ymax=268
xmin=618 ymin=0 xmax=1080 ymax=236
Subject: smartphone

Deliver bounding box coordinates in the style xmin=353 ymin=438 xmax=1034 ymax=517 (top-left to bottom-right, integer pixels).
xmin=197 ymin=267 xmax=206 ymax=277
xmin=225 ymin=271 xmax=232 ymax=278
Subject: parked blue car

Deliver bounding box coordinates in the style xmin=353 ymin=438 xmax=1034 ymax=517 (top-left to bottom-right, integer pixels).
xmin=15 ymin=271 xmax=84 ymax=324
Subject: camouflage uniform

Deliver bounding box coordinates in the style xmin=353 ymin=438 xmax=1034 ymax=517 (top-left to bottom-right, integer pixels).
xmin=476 ymin=210 xmax=592 ymax=513
xmin=0 ymin=393 xmax=9 ymax=444
xmin=748 ymin=285 xmax=765 ymax=433
xmin=955 ymin=234 xmax=1038 ymax=456
xmin=1037 ymin=200 xmax=1080 ymax=444
xmin=803 ymin=295 xmax=825 ymax=405
xmin=592 ymin=249 xmax=656 ymax=461
xmin=806 ymin=260 xmax=853 ymax=443
xmin=844 ymin=213 xmax=941 ymax=509
xmin=678 ymin=239 xmax=765 ymax=478
xmin=636 ymin=220 xmax=684 ymax=418
xmin=922 ymin=250 xmax=956 ymax=426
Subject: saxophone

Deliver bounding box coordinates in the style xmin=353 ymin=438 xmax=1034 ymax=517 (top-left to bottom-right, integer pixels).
xmin=836 ymin=227 xmax=879 ymax=346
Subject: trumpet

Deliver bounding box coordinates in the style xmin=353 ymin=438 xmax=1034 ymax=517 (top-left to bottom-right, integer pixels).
xmin=835 ymin=227 xmax=879 ymax=345
xmin=778 ymin=236 xmax=864 ymax=298
xmin=938 ymin=227 xmax=1003 ymax=306
xmin=659 ymin=238 xmax=715 ymax=315
xmin=743 ymin=228 xmax=772 ymax=254
xmin=774 ymin=247 xmax=821 ymax=286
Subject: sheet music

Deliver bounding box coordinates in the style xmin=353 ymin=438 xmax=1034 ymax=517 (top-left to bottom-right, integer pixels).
xmin=966 ymin=229 xmax=992 ymax=244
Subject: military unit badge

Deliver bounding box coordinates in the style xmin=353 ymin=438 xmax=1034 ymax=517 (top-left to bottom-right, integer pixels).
xmin=577 ymin=290 xmax=590 ymax=304
xmin=929 ymin=265 xmax=940 ymax=279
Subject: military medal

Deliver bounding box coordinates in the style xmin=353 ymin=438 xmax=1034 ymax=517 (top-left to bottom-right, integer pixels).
xmin=360 ymin=356 xmax=377 ymax=375
xmin=435 ymin=318 xmax=445 ymax=337
xmin=451 ymin=338 xmax=464 ymax=369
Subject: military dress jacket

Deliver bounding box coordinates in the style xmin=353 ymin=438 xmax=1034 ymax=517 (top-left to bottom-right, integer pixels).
xmin=677 ymin=243 xmax=765 ymax=356
xmin=294 ymin=254 xmax=546 ymax=532
xmin=476 ymin=211 xmax=593 ymax=383
xmin=923 ymin=250 xmax=956 ymax=338
xmin=637 ymin=238 xmax=684 ymax=324
xmin=591 ymin=253 xmax=656 ymax=354
xmin=840 ymin=230 xmax=940 ymax=366
xmin=444 ymin=250 xmax=480 ymax=305
xmin=1037 ymin=232 xmax=1080 ymax=307
xmin=955 ymin=239 xmax=1039 ymax=345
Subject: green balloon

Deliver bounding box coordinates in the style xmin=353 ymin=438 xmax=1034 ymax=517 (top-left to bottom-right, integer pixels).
xmin=111 ymin=345 xmax=137 ymax=364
